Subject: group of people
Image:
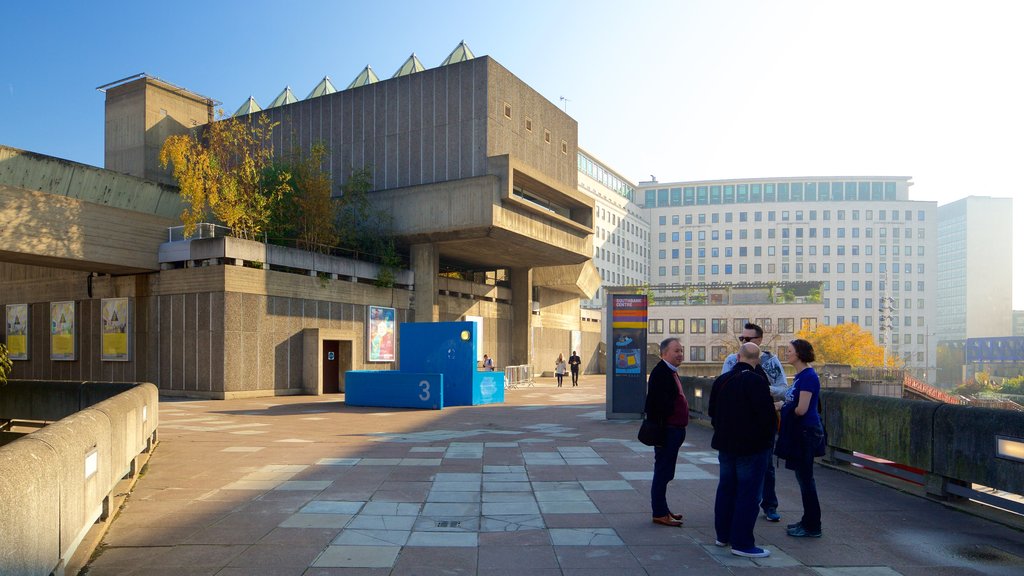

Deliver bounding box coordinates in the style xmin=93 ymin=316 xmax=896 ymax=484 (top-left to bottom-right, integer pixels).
xmin=554 ymin=351 xmax=582 ymax=387
xmin=644 ymin=323 xmax=823 ymax=559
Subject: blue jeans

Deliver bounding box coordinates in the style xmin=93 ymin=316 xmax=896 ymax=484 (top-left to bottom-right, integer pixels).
xmin=793 ymin=425 xmax=823 ymax=531
xmin=714 ymin=448 xmax=770 ymax=549
xmin=651 ymin=426 xmax=686 ymax=517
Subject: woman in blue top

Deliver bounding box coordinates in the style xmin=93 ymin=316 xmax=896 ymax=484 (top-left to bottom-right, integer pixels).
xmin=778 ymin=338 xmax=823 ymax=538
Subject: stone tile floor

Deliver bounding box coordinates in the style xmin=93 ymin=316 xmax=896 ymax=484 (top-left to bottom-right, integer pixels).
xmin=82 ymin=375 xmax=1024 ymax=575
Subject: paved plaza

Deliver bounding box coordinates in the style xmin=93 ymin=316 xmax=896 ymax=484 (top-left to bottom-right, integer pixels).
xmin=82 ymin=375 xmax=1024 ymax=575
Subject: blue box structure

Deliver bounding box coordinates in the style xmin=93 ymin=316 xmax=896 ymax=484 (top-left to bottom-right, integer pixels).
xmin=345 ymin=321 xmax=504 ymax=410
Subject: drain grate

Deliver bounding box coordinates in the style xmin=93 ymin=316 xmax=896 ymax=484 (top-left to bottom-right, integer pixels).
xmin=436 ymin=520 xmax=461 ymax=528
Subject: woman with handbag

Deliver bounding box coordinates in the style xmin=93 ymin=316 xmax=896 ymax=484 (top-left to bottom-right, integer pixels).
xmin=776 ymin=338 xmax=824 ymax=538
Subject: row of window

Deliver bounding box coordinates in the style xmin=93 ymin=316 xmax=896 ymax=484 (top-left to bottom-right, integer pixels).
xmin=648 ymin=317 xmax=815 ymax=335
xmin=659 ymin=245 xmax=928 ymax=260
xmin=642 ymin=181 xmax=902 ymax=208
xmin=504 ymin=102 xmax=568 ymax=154
xmin=658 ymin=208 xmax=925 ymax=226
xmin=659 ymin=227 xmax=926 ymax=243
xmin=658 ymin=262 xmax=928 ymax=278
xmin=578 ymin=152 xmax=636 ymax=199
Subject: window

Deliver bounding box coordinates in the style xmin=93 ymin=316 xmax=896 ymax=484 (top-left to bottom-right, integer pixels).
xmin=690 ymin=319 xmax=707 ymax=333
xmin=648 ymin=319 xmax=664 ymax=334
xmin=712 ymin=318 xmax=728 ymax=333
xmin=800 ymin=318 xmax=817 ymax=331
xmin=778 ymin=318 xmax=795 ymax=333
xmin=685 ymin=231 xmax=693 ymax=241
xmin=544 ymin=129 xmax=551 ymax=143
xmin=561 ymin=141 xmax=568 ymax=155
xmin=503 ymin=102 xmax=512 ymax=119
xmin=669 ymin=319 xmax=686 ymax=333
xmin=525 ymin=117 xmax=533 ymax=132
xmin=689 ymin=346 xmax=707 ymax=361
xmin=711 ymin=346 xmax=729 ymax=362
xmin=734 ymin=318 xmax=748 ymax=333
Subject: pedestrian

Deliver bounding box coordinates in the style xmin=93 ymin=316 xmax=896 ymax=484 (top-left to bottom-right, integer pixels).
xmin=644 ymin=337 xmax=689 ymax=527
xmin=569 ymin=350 xmax=582 ymax=386
xmin=721 ymin=322 xmax=789 ymax=522
xmin=555 ymin=353 xmax=567 ymax=387
xmin=710 ymin=342 xmax=777 ymax=558
xmin=776 ymin=338 xmax=824 ymax=538
xmin=483 ymin=354 xmax=495 ymax=371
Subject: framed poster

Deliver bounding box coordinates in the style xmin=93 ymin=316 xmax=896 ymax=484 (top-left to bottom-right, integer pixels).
xmin=5 ymin=303 xmax=29 ymax=360
xmin=101 ymin=298 xmax=130 ymax=361
xmin=367 ymin=305 xmax=396 ymax=362
xmin=50 ymin=300 xmax=76 ymax=361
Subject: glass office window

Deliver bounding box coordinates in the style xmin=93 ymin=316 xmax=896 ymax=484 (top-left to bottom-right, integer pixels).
xmin=670 ymin=187 xmax=682 ymax=205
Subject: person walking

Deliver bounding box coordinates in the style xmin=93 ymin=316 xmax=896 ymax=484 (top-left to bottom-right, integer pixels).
xmin=721 ymin=322 xmax=789 ymax=522
xmin=644 ymin=337 xmax=689 ymax=527
xmin=554 ymin=354 xmax=568 ymax=387
xmin=776 ymin=338 xmax=824 ymax=538
xmin=710 ymin=342 xmax=777 ymax=558
xmin=569 ymin=350 xmax=582 ymax=386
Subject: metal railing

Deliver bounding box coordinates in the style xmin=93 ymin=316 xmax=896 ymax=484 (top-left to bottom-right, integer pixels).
xmin=503 ymin=365 xmax=534 ymax=389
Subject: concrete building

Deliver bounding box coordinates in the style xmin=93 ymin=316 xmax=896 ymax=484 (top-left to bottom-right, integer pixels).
xmin=637 ymin=177 xmax=937 ymax=376
xmin=936 ymin=196 xmax=1014 ymax=342
xmin=576 ymin=149 xmax=647 ymax=308
xmin=0 ymin=45 xmax=602 ymax=397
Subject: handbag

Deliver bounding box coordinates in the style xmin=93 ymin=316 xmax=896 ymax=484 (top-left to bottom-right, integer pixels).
xmin=637 ymin=415 xmax=665 ymax=447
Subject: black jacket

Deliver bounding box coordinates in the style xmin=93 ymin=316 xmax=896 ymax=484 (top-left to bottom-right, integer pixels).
xmin=644 ymin=359 xmax=685 ymax=425
xmin=709 ymin=362 xmax=776 ymax=455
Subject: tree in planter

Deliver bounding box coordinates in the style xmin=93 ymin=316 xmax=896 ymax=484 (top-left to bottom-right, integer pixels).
xmin=335 ymin=167 xmax=403 ymax=287
xmin=159 ymin=113 xmax=288 ymax=239
xmin=267 ymin=143 xmax=339 ymax=252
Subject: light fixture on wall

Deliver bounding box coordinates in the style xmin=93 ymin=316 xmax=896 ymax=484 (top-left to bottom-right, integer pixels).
xmin=460 ymin=330 xmax=471 ymax=341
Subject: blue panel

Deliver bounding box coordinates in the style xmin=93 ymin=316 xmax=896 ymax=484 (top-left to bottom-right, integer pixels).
xmin=473 ymin=371 xmax=505 ymax=405
xmin=400 ymin=322 xmax=481 ymax=406
xmin=345 ymin=371 xmax=443 ymax=409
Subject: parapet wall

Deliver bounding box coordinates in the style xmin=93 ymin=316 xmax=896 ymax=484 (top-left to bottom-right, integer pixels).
xmin=0 ymin=381 xmax=159 ymax=576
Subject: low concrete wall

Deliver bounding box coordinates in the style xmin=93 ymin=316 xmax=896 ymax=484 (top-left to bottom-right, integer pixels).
xmin=679 ymin=380 xmax=1024 ymax=499
xmin=0 ymin=382 xmax=158 ymax=576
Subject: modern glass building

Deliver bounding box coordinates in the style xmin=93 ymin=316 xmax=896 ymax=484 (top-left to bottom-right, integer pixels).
xmin=638 ymin=176 xmax=937 ymax=375
xmin=936 ymin=196 xmax=1014 ymax=343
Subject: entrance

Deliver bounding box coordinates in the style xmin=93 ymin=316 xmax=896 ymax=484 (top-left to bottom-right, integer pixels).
xmin=322 ymin=340 xmax=353 ymax=394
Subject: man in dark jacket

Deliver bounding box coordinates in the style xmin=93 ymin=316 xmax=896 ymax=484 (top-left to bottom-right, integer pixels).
xmin=709 ymin=342 xmax=777 ymax=558
xmin=645 ymin=337 xmax=689 ymax=527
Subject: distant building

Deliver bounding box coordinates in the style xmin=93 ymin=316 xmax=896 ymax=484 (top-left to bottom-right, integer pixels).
xmin=1014 ymin=310 xmax=1024 ymax=337
xmin=576 ymin=149 xmax=647 ymax=308
xmin=637 ymin=177 xmax=936 ymax=376
xmin=936 ymin=196 xmax=1014 ymax=342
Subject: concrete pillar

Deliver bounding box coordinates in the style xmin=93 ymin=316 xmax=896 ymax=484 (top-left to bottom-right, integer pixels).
xmin=511 ymin=267 xmax=533 ymax=366
xmin=411 ymin=243 xmax=440 ymax=322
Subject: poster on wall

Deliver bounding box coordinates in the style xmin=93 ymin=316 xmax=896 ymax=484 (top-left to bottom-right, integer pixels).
xmin=50 ymin=300 xmax=76 ymax=361
xmin=5 ymin=303 xmax=29 ymax=360
xmin=367 ymin=305 xmax=396 ymax=362
xmin=101 ymin=298 xmax=130 ymax=361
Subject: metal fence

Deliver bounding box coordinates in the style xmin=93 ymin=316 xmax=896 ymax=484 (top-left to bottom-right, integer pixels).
xmin=503 ymin=365 xmax=534 ymax=389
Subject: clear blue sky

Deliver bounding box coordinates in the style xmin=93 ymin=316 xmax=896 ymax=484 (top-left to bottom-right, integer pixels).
xmin=3 ymin=0 xmax=1021 ymax=307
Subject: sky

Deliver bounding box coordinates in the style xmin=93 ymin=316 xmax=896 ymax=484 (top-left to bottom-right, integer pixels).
xmin=2 ymin=0 xmax=1021 ymax=307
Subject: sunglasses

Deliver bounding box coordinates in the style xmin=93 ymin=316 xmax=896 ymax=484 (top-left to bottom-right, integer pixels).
xmin=738 ymin=336 xmax=761 ymax=342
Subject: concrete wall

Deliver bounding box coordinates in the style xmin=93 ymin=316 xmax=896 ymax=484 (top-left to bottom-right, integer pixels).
xmin=0 ymin=382 xmax=158 ymax=576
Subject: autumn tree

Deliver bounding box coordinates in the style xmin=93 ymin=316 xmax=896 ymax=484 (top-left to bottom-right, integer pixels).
xmin=159 ymin=113 xmax=288 ymax=239
xmin=796 ymin=322 xmax=897 ymax=367
xmin=334 ymin=167 xmax=403 ymax=286
xmin=0 ymin=343 xmax=12 ymax=386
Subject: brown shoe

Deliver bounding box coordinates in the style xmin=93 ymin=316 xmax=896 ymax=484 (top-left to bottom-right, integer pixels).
xmin=668 ymin=511 xmax=683 ymax=521
xmin=652 ymin=515 xmax=683 ymax=527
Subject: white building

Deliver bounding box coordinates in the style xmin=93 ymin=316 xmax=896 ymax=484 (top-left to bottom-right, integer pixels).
xmin=637 ymin=177 xmax=937 ymax=374
xmin=576 ymin=149 xmax=648 ymax=308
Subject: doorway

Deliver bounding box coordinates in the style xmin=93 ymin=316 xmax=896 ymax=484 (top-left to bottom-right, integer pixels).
xmin=322 ymin=340 xmax=353 ymax=394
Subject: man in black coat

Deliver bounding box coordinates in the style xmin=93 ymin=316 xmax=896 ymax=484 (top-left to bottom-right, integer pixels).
xmin=709 ymin=342 xmax=777 ymax=558
xmin=644 ymin=337 xmax=689 ymax=527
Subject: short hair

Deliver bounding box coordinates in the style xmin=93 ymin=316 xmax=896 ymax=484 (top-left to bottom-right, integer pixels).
xmin=660 ymin=337 xmax=681 ymax=354
xmin=790 ymin=339 xmax=816 ymax=363
xmin=743 ymin=322 xmax=764 ymax=338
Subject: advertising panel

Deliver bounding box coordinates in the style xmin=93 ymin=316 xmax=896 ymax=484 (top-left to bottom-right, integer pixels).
xmin=101 ymin=297 xmax=131 ymax=361
xmin=367 ymin=305 xmax=397 ymax=362
xmin=50 ymin=300 xmax=76 ymax=361
xmin=5 ymin=304 xmax=29 ymax=360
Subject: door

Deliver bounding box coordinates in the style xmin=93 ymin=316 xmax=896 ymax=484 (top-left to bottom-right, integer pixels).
xmin=323 ymin=340 xmax=340 ymax=394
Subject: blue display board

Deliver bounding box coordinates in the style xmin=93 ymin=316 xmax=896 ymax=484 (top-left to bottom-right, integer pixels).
xmin=345 ymin=371 xmax=443 ymax=410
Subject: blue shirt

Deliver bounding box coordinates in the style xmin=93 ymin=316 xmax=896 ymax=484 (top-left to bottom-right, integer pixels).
xmin=784 ymin=367 xmax=821 ymax=428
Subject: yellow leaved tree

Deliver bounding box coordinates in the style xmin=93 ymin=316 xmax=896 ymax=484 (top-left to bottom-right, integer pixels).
xmin=0 ymin=343 xmax=12 ymax=386
xmin=795 ymin=322 xmax=898 ymax=367
xmin=159 ymin=113 xmax=288 ymax=239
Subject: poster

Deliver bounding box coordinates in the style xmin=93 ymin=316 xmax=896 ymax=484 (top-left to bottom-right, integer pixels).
xmin=101 ymin=298 xmax=130 ymax=361
xmin=367 ymin=305 xmax=396 ymax=362
xmin=606 ymin=294 xmax=649 ymax=417
xmin=5 ymin=304 xmax=29 ymax=360
xmin=50 ymin=300 xmax=76 ymax=361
